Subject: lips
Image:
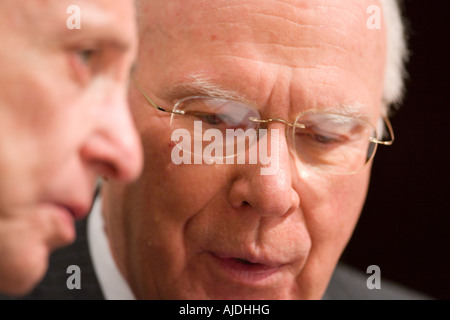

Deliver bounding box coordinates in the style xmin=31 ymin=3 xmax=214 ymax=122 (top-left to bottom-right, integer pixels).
xmin=55 ymin=199 xmax=92 ymax=221
xmin=207 ymin=251 xmax=287 ymax=283
xmin=62 ymin=204 xmax=89 ymax=220
xmin=213 ymin=252 xmax=283 ymax=268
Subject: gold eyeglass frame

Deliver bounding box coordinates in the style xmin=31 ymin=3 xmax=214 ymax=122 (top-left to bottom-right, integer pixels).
xmin=133 ymin=78 xmax=395 ymax=173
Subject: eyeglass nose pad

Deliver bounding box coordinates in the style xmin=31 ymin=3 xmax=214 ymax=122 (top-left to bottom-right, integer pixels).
xmin=248 ymin=116 xmax=303 ymax=137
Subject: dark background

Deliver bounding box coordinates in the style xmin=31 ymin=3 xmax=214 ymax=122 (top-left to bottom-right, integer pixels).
xmin=341 ymin=1 xmax=450 ymax=300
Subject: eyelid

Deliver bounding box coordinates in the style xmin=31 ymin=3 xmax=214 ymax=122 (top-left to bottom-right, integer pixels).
xmin=68 ymin=45 xmax=101 ymax=84
xmin=298 ymin=128 xmax=346 ymax=144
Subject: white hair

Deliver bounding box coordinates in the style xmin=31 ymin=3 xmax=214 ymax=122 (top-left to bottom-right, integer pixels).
xmin=380 ymin=0 xmax=409 ymax=114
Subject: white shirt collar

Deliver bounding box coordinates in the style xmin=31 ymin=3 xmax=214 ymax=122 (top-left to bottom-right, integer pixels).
xmin=87 ymin=197 xmax=136 ymax=300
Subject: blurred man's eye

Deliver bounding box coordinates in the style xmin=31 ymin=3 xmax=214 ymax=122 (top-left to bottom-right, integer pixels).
xmin=68 ymin=39 xmax=131 ymax=85
xmin=69 ymin=46 xmax=101 ymax=84
xmin=78 ymin=49 xmax=96 ymax=65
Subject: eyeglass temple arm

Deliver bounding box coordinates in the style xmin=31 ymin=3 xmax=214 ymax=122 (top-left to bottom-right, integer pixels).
xmin=369 ymin=115 xmax=395 ymax=146
xmin=132 ymin=77 xmax=185 ymax=115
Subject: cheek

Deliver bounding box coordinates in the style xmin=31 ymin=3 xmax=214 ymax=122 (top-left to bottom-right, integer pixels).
xmin=292 ymin=168 xmax=371 ymax=298
xmin=124 ymin=118 xmax=230 ymax=249
xmin=137 ymin=115 xmax=230 ymax=217
xmin=7 ymin=64 xmax=92 ymax=152
xmin=0 ymin=77 xmax=82 ymax=206
xmin=303 ymin=168 xmax=370 ymax=285
xmin=303 ymin=169 xmax=371 ymax=248
xmin=117 ymin=136 xmax=232 ymax=298
xmin=332 ymin=171 xmax=371 ymax=237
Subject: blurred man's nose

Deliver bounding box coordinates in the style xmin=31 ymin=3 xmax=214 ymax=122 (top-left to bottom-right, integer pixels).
xmin=228 ymin=124 xmax=300 ymax=218
xmin=80 ymin=87 xmax=143 ymax=182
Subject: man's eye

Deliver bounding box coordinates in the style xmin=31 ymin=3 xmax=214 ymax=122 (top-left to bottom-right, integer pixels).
xmin=78 ymin=49 xmax=97 ymax=65
xmin=190 ymin=112 xmax=226 ymax=126
xmin=311 ymin=134 xmax=338 ymax=144
xmin=297 ymin=130 xmax=342 ymax=145
xmin=69 ymin=47 xmax=102 ymax=84
xmin=200 ymin=114 xmax=223 ymax=125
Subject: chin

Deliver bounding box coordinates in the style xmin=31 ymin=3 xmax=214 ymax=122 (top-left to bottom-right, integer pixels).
xmin=171 ymin=286 xmax=299 ymax=300
xmin=0 ymin=242 xmax=49 ymax=297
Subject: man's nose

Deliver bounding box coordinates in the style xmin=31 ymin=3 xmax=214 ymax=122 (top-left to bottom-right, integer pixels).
xmin=228 ymin=124 xmax=300 ymax=218
xmin=80 ymin=88 xmax=143 ymax=182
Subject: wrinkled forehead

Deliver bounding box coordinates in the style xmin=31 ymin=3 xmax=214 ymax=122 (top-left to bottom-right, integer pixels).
xmin=3 ymin=0 xmax=136 ymax=43
xmin=138 ymin=0 xmax=386 ymax=116
xmin=140 ymin=0 xmax=385 ymax=57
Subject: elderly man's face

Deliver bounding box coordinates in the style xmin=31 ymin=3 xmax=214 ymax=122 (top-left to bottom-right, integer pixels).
xmin=0 ymin=0 xmax=141 ymax=295
xmin=104 ymin=0 xmax=386 ymax=299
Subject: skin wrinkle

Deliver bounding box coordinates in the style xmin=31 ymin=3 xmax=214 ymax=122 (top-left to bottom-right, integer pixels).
xmin=140 ymin=2 xmax=380 ymax=99
xmin=198 ymin=22 xmax=359 ymax=56
xmin=137 ymin=59 xmax=372 ymax=129
xmin=200 ymin=1 xmax=362 ymax=37
xmin=177 ymin=1 xmax=364 ymax=44
xmin=207 ymin=37 xmax=356 ymax=56
xmin=201 ymin=1 xmax=297 ymax=15
xmin=204 ymin=16 xmax=351 ymax=37
xmin=150 ymin=71 xmax=370 ymax=134
xmin=213 ymin=54 xmax=357 ymax=71
xmin=212 ymin=54 xmax=370 ymax=89
xmin=207 ymin=39 xmax=379 ymax=86
xmin=250 ymin=13 xmax=353 ymax=37
xmin=199 ymin=13 xmax=379 ymax=72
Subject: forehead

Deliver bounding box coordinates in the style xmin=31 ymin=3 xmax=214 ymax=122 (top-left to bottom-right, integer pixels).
xmin=138 ymin=0 xmax=386 ymax=114
xmin=3 ymin=0 xmax=136 ymax=45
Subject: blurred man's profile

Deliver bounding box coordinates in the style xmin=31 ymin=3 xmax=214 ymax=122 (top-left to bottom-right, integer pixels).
xmin=0 ymin=0 xmax=142 ymax=296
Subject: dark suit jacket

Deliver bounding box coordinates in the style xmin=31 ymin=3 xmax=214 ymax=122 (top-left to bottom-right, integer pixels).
xmin=1 ymin=219 xmax=431 ymax=300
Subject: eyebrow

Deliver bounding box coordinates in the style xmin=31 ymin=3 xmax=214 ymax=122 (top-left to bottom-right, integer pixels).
xmin=60 ymin=10 xmax=134 ymax=53
xmin=161 ymin=74 xmax=371 ymax=121
xmin=321 ymin=103 xmax=368 ymax=118
xmin=162 ymin=74 xmax=251 ymax=104
xmin=62 ymin=32 xmax=131 ymax=53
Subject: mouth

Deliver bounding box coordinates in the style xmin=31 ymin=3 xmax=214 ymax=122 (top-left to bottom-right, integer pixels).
xmin=208 ymin=251 xmax=287 ymax=284
xmin=53 ymin=199 xmax=92 ymax=221
xmin=62 ymin=205 xmax=89 ymax=220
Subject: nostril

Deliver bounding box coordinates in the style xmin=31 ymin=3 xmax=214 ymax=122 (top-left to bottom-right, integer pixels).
xmin=89 ymin=162 xmax=118 ymax=181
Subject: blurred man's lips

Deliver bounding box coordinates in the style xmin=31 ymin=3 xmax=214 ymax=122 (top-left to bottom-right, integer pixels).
xmin=207 ymin=251 xmax=287 ymax=283
xmin=36 ymin=203 xmax=77 ymax=248
xmin=55 ymin=199 xmax=91 ymax=220
xmin=49 ymin=203 xmax=90 ymax=220
xmin=63 ymin=204 xmax=89 ymax=220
